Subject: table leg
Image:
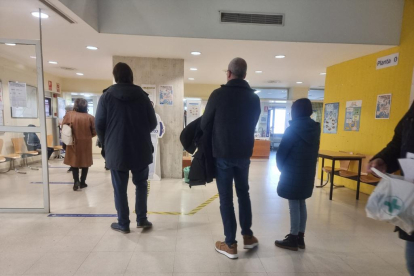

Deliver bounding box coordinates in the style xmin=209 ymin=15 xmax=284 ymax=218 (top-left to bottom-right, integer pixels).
xmin=356 ymin=159 xmax=362 ymax=200
xmin=320 ymin=157 xmax=325 ymax=186
xmin=330 ymin=159 xmax=335 ymax=200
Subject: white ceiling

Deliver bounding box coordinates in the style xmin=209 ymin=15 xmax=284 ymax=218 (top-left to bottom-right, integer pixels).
xmin=0 ymin=0 xmax=395 ymax=88
xmin=253 ymin=88 xmax=288 ymax=100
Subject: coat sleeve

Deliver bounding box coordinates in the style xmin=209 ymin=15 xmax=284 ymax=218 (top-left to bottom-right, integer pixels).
xmin=90 ymin=116 xmax=97 ymax=138
xmin=276 ymin=127 xmax=295 ymax=172
xmin=373 ymin=117 xmax=403 ymax=173
xmin=147 ymin=99 xmax=157 ymax=132
xmin=95 ymin=94 xmax=106 ymax=145
xmin=201 ymin=90 xmax=218 ymax=133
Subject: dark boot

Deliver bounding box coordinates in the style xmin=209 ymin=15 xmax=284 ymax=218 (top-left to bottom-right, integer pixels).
xmin=137 ymin=219 xmax=153 ymax=229
xmin=73 ymin=181 xmax=80 ymax=191
xmin=275 ymin=234 xmax=298 ymax=251
xmin=72 ymin=168 xmax=80 ymax=191
xmin=298 ymin=232 xmax=305 ymax=249
xmin=80 ymin=168 xmax=89 ymax=189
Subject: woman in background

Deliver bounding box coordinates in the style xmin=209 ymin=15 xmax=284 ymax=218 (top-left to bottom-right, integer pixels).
xmin=274 ymin=98 xmax=321 ymax=251
xmin=62 ymin=98 xmax=96 ymax=191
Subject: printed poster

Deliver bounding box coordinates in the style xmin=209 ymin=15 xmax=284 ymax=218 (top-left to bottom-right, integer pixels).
xmin=159 ymin=85 xmax=173 ymax=106
xmin=344 ymin=100 xmax=362 ymax=132
xmin=186 ymin=100 xmax=201 ymax=124
xmin=141 ymin=84 xmax=156 ymax=104
xmin=9 ymin=81 xmax=27 ymax=108
xmin=375 ymin=94 xmax=392 ymax=119
xmin=323 ymin=103 xmax=339 ymax=134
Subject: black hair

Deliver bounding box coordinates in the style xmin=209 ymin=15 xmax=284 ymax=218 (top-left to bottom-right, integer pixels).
xmin=113 ymin=62 xmax=133 ymax=84
xmin=292 ymin=98 xmax=313 ymax=119
xmin=73 ymin=98 xmax=88 ymax=113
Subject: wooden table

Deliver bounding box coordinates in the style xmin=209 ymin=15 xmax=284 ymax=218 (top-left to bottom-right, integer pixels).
xmin=318 ymin=150 xmax=364 ymax=200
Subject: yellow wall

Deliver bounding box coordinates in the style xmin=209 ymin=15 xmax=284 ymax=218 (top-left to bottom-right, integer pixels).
xmin=321 ymin=0 xmax=414 ymax=194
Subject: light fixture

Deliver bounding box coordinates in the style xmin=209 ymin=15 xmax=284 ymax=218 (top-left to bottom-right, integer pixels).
xmin=320 ymin=72 xmax=326 ymax=75
xmin=191 ymin=51 xmax=201 ymax=56
xmin=5 ymin=43 xmax=16 ymax=46
xmin=275 ymin=55 xmax=286 ymax=59
xmin=76 ymin=72 xmax=84 ymax=76
xmin=188 ymin=78 xmax=195 ymax=80
xmin=86 ymin=46 xmax=98 ymax=50
xmin=30 ymin=56 xmax=36 ymax=59
xmin=254 ymin=90 xmax=261 ymax=94
xmin=296 ymin=81 xmax=303 ymax=84
xmin=255 ymin=71 xmax=262 ymax=74
xmin=31 ymin=12 xmax=49 ymax=18
xmin=190 ymin=68 xmax=197 ymax=71
xmin=48 ymin=61 xmax=58 ymax=64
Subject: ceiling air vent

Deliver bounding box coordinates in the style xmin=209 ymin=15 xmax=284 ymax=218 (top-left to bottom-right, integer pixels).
xmin=220 ymin=11 xmax=284 ymax=26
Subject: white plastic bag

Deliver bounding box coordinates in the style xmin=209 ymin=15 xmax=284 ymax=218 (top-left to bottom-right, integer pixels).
xmin=366 ymin=168 xmax=414 ymax=234
xmin=61 ymin=124 xmax=73 ymax=146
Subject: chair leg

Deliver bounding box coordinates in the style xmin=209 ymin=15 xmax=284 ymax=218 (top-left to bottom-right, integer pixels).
xmin=13 ymin=159 xmax=26 ymax=174
xmin=316 ymin=172 xmax=330 ymax=188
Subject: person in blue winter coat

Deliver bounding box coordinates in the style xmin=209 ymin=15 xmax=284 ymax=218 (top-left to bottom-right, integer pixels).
xmin=275 ymin=98 xmax=321 ymax=251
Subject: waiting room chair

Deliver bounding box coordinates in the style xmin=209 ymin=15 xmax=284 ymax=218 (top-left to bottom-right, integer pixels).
xmin=47 ymin=134 xmax=63 ymax=159
xmin=320 ymin=151 xmax=353 ymax=187
xmin=11 ymin=137 xmax=39 ymax=173
xmin=357 ymin=153 xmax=381 ymax=185
xmin=0 ymin=139 xmax=22 ymax=174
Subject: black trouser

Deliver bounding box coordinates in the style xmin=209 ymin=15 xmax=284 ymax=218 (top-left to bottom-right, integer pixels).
xmin=72 ymin=167 xmax=89 ymax=184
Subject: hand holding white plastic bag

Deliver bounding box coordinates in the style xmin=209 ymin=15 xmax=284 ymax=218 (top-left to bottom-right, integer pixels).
xmin=366 ymin=168 xmax=414 ymax=234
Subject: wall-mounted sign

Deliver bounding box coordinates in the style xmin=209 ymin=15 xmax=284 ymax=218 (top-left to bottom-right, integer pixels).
xmin=344 ymin=100 xmax=362 ymax=132
xmin=376 ymin=53 xmax=399 ymax=70
xmin=323 ymin=102 xmax=339 ymax=134
xmin=375 ymin=94 xmax=392 ymax=119
xmin=9 ymin=81 xmax=27 ymax=108
xmin=48 ymin=80 xmax=52 ymax=91
xmin=56 ymin=83 xmax=60 ymax=93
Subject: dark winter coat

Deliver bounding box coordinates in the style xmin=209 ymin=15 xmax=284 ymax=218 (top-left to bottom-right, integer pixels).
xmin=201 ymin=79 xmax=261 ymax=159
xmin=95 ymin=83 xmax=157 ymax=171
xmin=180 ymin=117 xmax=215 ymax=187
xmin=277 ymin=117 xmax=321 ymax=200
xmin=373 ymin=102 xmax=414 ymax=242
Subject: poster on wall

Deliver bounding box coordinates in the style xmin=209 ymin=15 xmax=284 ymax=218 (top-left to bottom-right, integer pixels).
xmin=323 ymin=102 xmax=339 ymax=134
xmin=375 ymin=94 xmax=392 ymax=119
xmin=141 ymin=84 xmax=156 ymax=104
xmin=9 ymin=81 xmax=27 ymax=108
xmin=344 ymin=100 xmax=362 ymax=132
xmin=186 ymin=100 xmax=201 ymax=125
xmin=159 ymin=85 xmax=173 ymax=106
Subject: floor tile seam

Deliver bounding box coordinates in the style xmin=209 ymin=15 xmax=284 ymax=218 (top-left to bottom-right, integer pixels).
xmin=20 ymin=251 xmax=47 ymax=275
xmin=72 ymin=249 xmax=94 ymax=275
xmin=122 ymin=249 xmax=136 ymax=275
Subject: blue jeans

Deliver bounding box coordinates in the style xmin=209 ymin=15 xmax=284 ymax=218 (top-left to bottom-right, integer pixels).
xmin=216 ymin=158 xmax=253 ymax=246
xmin=111 ymin=166 xmax=149 ymax=228
xmin=288 ymin=200 xmax=307 ymax=235
xmin=407 ymin=241 xmax=414 ymax=276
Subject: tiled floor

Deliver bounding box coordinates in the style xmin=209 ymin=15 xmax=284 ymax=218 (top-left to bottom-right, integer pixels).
xmin=0 ymin=153 xmax=409 ymax=275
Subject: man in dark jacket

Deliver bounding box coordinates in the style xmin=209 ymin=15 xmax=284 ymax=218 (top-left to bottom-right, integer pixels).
xmin=201 ymin=57 xmax=261 ymax=259
xmin=95 ymin=62 xmax=157 ymax=234
xmin=368 ymin=102 xmax=414 ymax=275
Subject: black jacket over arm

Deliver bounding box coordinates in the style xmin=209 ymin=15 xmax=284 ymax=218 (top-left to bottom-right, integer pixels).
xmin=95 ymin=83 xmax=157 ymax=171
xmin=373 ymin=102 xmax=414 ymax=241
xmin=201 ymin=79 xmax=261 ymax=159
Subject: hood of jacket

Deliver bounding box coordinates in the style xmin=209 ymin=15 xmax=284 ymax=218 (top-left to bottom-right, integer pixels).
xmin=221 ymin=79 xmax=255 ymax=92
xmin=289 ymin=117 xmax=321 ymax=145
xmin=106 ymin=83 xmax=148 ymax=102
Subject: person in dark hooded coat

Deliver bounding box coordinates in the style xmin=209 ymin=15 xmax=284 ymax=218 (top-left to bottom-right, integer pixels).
xmin=275 ymin=98 xmax=320 ymax=251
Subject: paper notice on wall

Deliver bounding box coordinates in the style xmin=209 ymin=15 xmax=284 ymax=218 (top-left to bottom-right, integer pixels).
xmin=9 ymin=82 xmax=27 ymax=108
xmin=141 ymin=84 xmax=156 ymax=105
xmin=344 ymin=100 xmax=362 ymax=132
xmin=186 ymin=100 xmax=201 ymax=125
xmin=159 ymin=85 xmax=173 ymax=106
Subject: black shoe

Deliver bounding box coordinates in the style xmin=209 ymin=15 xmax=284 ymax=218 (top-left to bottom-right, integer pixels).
xmin=298 ymin=232 xmax=305 ymax=249
xmin=67 ymin=168 xmax=73 ymax=173
xmin=111 ymin=223 xmax=130 ymax=234
xmin=105 ymin=167 xmax=110 ymax=171
xmin=275 ymin=234 xmax=298 ymax=251
xmin=80 ymin=183 xmax=88 ymax=189
xmin=73 ymin=181 xmax=80 ymax=191
xmin=137 ymin=219 xmax=153 ymax=229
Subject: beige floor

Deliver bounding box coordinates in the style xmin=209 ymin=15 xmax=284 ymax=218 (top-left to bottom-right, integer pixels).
xmin=0 ymin=153 xmax=409 ymax=275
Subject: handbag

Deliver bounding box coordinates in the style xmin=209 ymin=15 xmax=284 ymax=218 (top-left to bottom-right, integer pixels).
xmin=366 ymin=168 xmax=414 ymax=234
xmin=61 ymin=124 xmax=73 ymax=145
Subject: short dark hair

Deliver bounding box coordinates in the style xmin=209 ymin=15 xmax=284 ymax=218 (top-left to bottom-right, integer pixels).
xmin=292 ymin=98 xmax=313 ymax=119
xmin=113 ymin=62 xmax=133 ymax=84
xmin=73 ymin=98 xmax=88 ymax=113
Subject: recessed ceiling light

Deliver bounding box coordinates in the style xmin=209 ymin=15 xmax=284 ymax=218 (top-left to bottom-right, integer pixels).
xmin=255 ymin=71 xmax=262 ymax=74
xmin=5 ymin=43 xmax=16 ymax=46
xmin=275 ymin=55 xmax=286 ymax=59
xmin=191 ymin=51 xmax=201 ymax=56
xmin=30 ymin=56 xmax=36 ymax=59
xmin=188 ymin=78 xmax=195 ymax=80
xmin=320 ymin=72 xmax=326 ymax=75
xmin=76 ymin=73 xmax=84 ymax=76
xmin=296 ymin=81 xmax=303 ymax=84
xmin=31 ymin=12 xmax=49 ymax=18
xmin=190 ymin=68 xmax=197 ymax=71
xmin=86 ymin=46 xmax=98 ymax=50
xmin=48 ymin=61 xmax=58 ymax=64
xmin=254 ymin=90 xmax=261 ymax=94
